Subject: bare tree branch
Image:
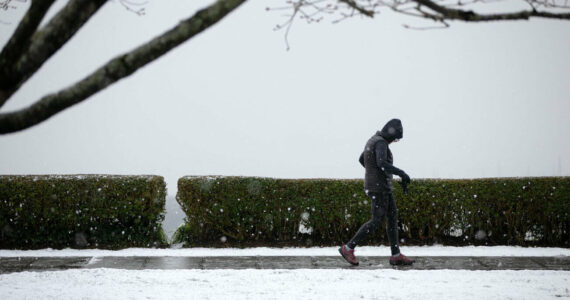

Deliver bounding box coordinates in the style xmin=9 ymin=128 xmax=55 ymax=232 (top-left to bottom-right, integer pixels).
xmin=529 ymin=0 xmax=570 ymax=9
xmin=270 ymin=0 xmax=381 ymax=49
xmin=0 ymin=0 xmax=55 ymax=73
xmin=116 ymin=0 xmax=148 ymax=16
xmin=269 ymin=0 xmax=570 ymax=40
xmin=338 ymin=0 xmax=376 ymax=17
xmin=1 ymin=0 xmax=568 ymax=133
xmin=0 ymin=0 xmax=107 ymax=108
xmin=0 ymin=0 xmax=56 ymax=107
xmin=0 ymin=0 xmax=247 ymax=134
xmin=412 ymin=0 xmax=570 ymax=21
xmin=0 ymin=0 xmax=25 ymax=11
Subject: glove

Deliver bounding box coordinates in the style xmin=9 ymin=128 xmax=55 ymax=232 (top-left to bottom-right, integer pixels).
xmin=399 ymin=180 xmax=409 ymax=194
xmin=398 ymin=171 xmax=410 ymax=194
xmin=399 ymin=171 xmax=410 ymax=185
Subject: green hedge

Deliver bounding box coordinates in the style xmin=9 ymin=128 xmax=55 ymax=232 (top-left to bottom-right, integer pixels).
xmin=174 ymin=176 xmax=569 ymax=247
xmin=0 ymin=175 xmax=168 ymax=249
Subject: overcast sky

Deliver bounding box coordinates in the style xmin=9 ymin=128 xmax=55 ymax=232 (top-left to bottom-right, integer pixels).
xmin=0 ymin=0 xmax=569 ymax=195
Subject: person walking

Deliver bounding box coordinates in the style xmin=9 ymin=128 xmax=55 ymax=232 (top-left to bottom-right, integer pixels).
xmin=339 ymin=119 xmax=415 ymax=266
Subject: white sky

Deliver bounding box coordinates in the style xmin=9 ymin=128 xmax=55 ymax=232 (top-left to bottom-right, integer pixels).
xmin=0 ymin=0 xmax=569 ymax=195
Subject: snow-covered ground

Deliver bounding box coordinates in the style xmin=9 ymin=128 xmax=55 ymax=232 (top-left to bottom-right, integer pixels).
xmin=1 ymin=246 xmax=569 ymax=299
xmin=1 ymin=268 xmax=568 ymax=299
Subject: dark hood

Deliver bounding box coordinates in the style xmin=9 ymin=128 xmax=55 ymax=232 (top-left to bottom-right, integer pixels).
xmin=378 ymin=119 xmax=403 ymax=143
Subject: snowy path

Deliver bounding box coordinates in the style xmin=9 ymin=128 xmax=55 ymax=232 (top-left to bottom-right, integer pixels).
xmin=2 ymin=256 xmax=569 ymax=273
xmin=1 ymin=247 xmax=569 ymax=299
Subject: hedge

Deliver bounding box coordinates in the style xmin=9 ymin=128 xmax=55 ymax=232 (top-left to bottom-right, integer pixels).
xmin=174 ymin=176 xmax=569 ymax=247
xmin=0 ymin=175 xmax=168 ymax=249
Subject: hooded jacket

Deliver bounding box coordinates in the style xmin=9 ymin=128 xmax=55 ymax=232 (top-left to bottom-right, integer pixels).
xmin=359 ymin=119 xmax=405 ymax=192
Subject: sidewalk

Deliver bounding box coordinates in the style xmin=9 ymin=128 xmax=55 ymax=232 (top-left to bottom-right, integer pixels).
xmin=1 ymin=255 xmax=569 ymax=274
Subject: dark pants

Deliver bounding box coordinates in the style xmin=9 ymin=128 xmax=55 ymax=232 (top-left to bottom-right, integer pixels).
xmin=347 ymin=191 xmax=400 ymax=255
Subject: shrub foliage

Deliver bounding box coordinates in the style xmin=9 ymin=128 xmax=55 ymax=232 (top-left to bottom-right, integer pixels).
xmin=174 ymin=176 xmax=569 ymax=247
xmin=0 ymin=175 xmax=168 ymax=249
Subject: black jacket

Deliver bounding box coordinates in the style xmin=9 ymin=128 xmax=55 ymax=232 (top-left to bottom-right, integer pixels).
xmin=359 ymin=119 xmax=405 ymax=192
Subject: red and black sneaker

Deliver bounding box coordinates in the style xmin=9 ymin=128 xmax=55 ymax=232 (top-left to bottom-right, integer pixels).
xmin=389 ymin=253 xmax=415 ymax=266
xmin=339 ymin=245 xmax=359 ymax=266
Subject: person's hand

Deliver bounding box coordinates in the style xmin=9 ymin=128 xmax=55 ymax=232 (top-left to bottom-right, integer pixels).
xmin=400 ymin=171 xmax=410 ymax=185
xmin=399 ymin=180 xmax=409 ymax=194
xmin=398 ymin=171 xmax=410 ymax=194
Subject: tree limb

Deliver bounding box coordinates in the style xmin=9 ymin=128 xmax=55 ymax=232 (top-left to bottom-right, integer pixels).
xmin=0 ymin=0 xmax=247 ymax=134
xmin=412 ymin=0 xmax=570 ymax=21
xmin=0 ymin=0 xmax=56 ymax=108
xmin=0 ymin=0 xmax=56 ymax=81
xmin=0 ymin=0 xmax=107 ymax=108
xmin=338 ymin=0 xmax=375 ymax=17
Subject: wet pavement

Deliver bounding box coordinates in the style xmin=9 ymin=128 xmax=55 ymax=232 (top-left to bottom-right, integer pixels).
xmin=1 ymin=256 xmax=569 ymax=274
